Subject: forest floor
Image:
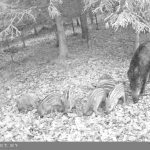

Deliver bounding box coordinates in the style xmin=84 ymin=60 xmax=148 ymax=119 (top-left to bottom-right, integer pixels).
xmin=1 ymin=22 xmax=150 ymax=141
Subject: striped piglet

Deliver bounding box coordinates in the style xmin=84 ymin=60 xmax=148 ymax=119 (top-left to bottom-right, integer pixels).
xmin=83 ymin=88 xmax=108 ymax=116
xmin=37 ymin=93 xmax=66 ymax=117
xmin=98 ymin=79 xmax=116 ymax=95
xmin=105 ymin=82 xmax=126 ymax=114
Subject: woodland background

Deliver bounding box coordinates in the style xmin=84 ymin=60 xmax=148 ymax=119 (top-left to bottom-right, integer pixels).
xmin=0 ymin=0 xmax=150 ymax=141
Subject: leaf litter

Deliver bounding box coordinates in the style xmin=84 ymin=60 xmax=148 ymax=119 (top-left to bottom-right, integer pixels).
xmin=0 ymin=23 xmax=150 ymax=141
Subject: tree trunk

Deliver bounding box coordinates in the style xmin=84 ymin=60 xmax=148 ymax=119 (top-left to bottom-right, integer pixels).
xmin=80 ymin=13 xmax=89 ymax=39
xmin=71 ymin=20 xmax=75 ymax=35
xmin=20 ymin=31 xmax=26 ymax=48
xmin=80 ymin=13 xmax=89 ymax=48
xmin=54 ymin=25 xmax=59 ymax=47
xmin=95 ymin=14 xmax=99 ymax=30
xmin=89 ymin=9 xmax=94 ymax=24
xmin=76 ymin=18 xmax=80 ymax=26
xmin=33 ymin=25 xmax=38 ymax=36
xmin=135 ymin=32 xmax=140 ymax=50
xmin=5 ymin=37 xmax=10 ymax=49
xmin=55 ymin=15 xmax=68 ymax=58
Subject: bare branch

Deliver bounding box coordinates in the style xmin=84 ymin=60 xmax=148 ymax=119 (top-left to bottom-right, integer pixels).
xmin=0 ymin=5 xmax=37 ymax=41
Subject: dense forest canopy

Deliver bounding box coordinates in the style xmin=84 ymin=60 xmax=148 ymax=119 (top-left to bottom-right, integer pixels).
xmin=84 ymin=0 xmax=150 ymax=33
xmin=0 ymin=0 xmax=150 ymax=32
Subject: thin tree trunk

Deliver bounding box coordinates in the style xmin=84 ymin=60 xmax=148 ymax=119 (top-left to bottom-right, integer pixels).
xmin=5 ymin=37 xmax=10 ymax=49
xmin=80 ymin=13 xmax=88 ymax=39
xmin=71 ymin=20 xmax=75 ymax=35
xmin=55 ymin=15 xmax=68 ymax=58
xmin=95 ymin=14 xmax=99 ymax=30
xmin=80 ymin=13 xmax=89 ymax=48
xmin=76 ymin=18 xmax=80 ymax=26
xmin=135 ymin=32 xmax=140 ymax=50
xmin=33 ymin=25 xmax=38 ymax=36
xmin=89 ymin=9 xmax=94 ymax=24
xmin=54 ymin=24 xmax=59 ymax=47
xmin=20 ymin=31 xmax=26 ymax=48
